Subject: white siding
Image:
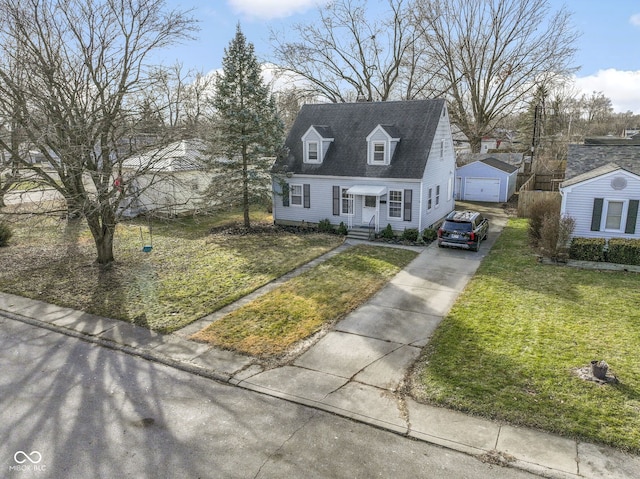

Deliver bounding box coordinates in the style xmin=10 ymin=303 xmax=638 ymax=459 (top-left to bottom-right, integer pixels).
xmin=561 ymin=170 xmax=640 ymax=239
xmin=455 ymin=161 xmax=516 ymax=202
xmin=420 ymin=114 xmax=456 ymax=229
xmin=273 ymin=176 xmax=422 ymax=232
xmin=121 ymin=170 xmax=210 ymax=217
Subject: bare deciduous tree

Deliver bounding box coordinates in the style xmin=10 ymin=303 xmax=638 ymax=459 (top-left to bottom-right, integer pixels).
xmin=0 ymin=0 xmax=196 ymax=265
xmin=271 ymin=0 xmax=427 ymax=102
xmin=413 ymin=0 xmax=579 ymax=152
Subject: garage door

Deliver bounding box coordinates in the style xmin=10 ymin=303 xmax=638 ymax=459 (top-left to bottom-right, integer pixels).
xmin=464 ymin=178 xmax=500 ymax=202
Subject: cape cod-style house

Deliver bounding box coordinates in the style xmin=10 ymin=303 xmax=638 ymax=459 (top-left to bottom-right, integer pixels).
xmin=271 ymin=100 xmax=456 ymax=235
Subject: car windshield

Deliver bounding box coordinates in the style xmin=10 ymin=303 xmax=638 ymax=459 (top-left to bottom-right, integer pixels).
xmin=443 ymin=220 xmax=472 ymax=232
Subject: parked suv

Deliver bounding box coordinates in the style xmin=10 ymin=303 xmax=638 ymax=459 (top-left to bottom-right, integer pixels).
xmin=437 ymin=210 xmax=489 ymax=251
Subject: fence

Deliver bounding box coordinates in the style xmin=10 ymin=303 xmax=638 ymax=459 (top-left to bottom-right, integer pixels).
xmin=517 ymin=190 xmax=561 ymax=217
xmin=533 ymin=173 xmax=564 ymax=192
xmin=517 ymin=173 xmax=562 ymax=217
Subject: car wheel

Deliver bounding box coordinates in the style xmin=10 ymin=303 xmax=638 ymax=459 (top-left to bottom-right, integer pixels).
xmin=473 ymin=239 xmax=481 ymax=252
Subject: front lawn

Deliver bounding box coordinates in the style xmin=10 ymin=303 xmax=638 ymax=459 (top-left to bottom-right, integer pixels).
xmin=0 ymin=209 xmax=344 ymax=332
xmin=192 ymin=245 xmax=418 ymax=357
xmin=411 ymin=218 xmax=640 ymax=452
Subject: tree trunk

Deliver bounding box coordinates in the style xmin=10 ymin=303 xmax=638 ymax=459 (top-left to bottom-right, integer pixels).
xmin=469 ymin=136 xmax=482 ymax=154
xmin=85 ymin=210 xmax=116 ymax=266
xmin=242 ymin=144 xmax=250 ymax=228
xmin=94 ymin=231 xmax=115 ymax=265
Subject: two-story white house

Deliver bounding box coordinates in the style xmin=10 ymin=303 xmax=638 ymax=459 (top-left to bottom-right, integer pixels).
xmin=271 ymin=100 xmax=456 ymax=235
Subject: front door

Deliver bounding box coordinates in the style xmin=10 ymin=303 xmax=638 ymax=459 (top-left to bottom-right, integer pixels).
xmin=362 ymin=195 xmax=377 ymax=226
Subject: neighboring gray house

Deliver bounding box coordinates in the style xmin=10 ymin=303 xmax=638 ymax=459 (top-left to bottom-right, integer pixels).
xmin=560 ymin=144 xmax=640 ymax=239
xmin=271 ymin=100 xmax=456 ymax=234
xmin=455 ymin=157 xmax=518 ymax=202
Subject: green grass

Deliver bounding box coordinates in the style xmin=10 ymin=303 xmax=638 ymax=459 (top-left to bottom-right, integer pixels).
xmin=411 ymin=218 xmax=640 ymax=452
xmin=0 ymin=208 xmax=344 ymax=332
xmin=192 ymin=245 xmax=418 ymax=357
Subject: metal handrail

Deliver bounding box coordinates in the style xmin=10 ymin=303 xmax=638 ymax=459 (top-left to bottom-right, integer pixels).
xmin=368 ymin=215 xmax=376 ymax=240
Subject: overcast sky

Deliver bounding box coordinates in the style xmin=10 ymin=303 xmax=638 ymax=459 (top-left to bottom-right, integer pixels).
xmin=163 ymin=0 xmax=640 ymax=114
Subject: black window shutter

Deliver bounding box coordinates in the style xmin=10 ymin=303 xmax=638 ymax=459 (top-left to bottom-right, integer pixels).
xmin=404 ymin=189 xmax=412 ymax=221
xmin=282 ymin=183 xmax=290 ymax=207
xmin=303 ymin=184 xmax=311 ymax=208
xmin=625 ymin=199 xmax=639 ymax=234
xmin=590 ymin=198 xmax=603 ymax=231
xmin=332 ymin=186 xmax=340 ymax=215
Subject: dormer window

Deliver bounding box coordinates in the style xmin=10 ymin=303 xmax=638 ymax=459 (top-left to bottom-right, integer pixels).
xmin=366 ymin=125 xmax=400 ymax=166
xmin=302 ymin=126 xmax=333 ymax=164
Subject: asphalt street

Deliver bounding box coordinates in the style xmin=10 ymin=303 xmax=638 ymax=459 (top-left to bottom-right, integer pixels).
xmin=0 ymin=314 xmax=539 ymax=479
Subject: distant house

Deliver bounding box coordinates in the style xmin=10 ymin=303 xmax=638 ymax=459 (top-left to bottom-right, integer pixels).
xmin=450 ymin=124 xmax=471 ymax=157
xmin=271 ymin=100 xmax=456 ymax=234
xmin=119 ymin=139 xmax=210 ymax=217
xmin=455 ymin=157 xmax=518 ymax=203
xmin=560 ymin=144 xmax=640 ymax=239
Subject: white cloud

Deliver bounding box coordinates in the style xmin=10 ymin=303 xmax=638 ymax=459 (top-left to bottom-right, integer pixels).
xmin=227 ymin=0 xmax=328 ymax=20
xmin=573 ymin=69 xmax=640 ymax=114
xmin=630 ymin=13 xmax=640 ymax=27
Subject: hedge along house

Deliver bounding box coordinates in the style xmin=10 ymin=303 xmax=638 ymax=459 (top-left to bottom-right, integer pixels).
xmin=454 ymin=157 xmax=519 ymax=203
xmin=560 ymin=144 xmax=640 ymax=239
xmin=271 ymin=100 xmax=456 ymax=235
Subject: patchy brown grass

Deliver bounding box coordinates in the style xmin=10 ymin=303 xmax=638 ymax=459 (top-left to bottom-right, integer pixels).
xmin=0 ymin=209 xmax=344 ymax=332
xmin=192 ymin=245 xmax=418 ymax=357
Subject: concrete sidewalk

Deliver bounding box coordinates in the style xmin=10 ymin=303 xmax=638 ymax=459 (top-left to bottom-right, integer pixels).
xmin=1 ymin=207 xmax=639 ymax=478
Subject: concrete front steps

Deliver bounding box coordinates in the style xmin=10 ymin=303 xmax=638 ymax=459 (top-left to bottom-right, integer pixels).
xmin=346 ymin=226 xmax=374 ymax=241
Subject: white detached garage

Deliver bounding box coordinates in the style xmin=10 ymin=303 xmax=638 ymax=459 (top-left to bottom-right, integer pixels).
xmin=455 ymin=157 xmax=518 ymax=203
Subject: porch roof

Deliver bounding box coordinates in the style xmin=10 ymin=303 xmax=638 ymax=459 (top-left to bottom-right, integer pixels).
xmin=346 ymin=185 xmax=387 ymax=196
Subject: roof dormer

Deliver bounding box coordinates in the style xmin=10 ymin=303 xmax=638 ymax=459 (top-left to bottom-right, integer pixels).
xmin=301 ymin=125 xmax=334 ymax=164
xmin=366 ymin=125 xmax=400 ymax=166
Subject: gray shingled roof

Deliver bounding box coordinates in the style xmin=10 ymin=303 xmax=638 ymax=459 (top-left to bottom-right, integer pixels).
xmin=122 ymin=139 xmax=208 ymax=172
xmin=312 ymin=125 xmax=334 ymax=138
xmin=480 ymin=157 xmax=519 ymax=173
xmin=564 ymin=145 xmax=640 ymax=182
xmin=273 ymin=99 xmax=446 ymax=179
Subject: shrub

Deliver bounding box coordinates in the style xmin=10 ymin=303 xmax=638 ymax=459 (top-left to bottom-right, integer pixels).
xmin=381 ymin=223 xmax=395 ymax=240
xmin=0 ymin=221 xmax=12 ymax=247
xmin=569 ymin=237 xmax=606 ymax=262
xmin=401 ymin=228 xmax=419 ymax=242
xmin=607 ymin=238 xmax=640 ymax=265
xmin=317 ymin=218 xmax=334 ymax=233
xmin=422 ymin=228 xmax=438 ymax=242
xmin=538 ymin=213 xmax=575 ymax=261
xmin=528 ymin=197 xmax=561 ymax=246
xmin=337 ymin=221 xmax=348 ymax=235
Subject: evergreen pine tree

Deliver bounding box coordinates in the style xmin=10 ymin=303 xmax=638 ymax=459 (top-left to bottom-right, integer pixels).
xmin=208 ymin=24 xmax=284 ymax=227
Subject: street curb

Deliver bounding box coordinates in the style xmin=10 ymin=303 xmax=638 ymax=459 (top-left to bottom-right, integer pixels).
xmin=0 ymin=306 xmax=591 ymax=479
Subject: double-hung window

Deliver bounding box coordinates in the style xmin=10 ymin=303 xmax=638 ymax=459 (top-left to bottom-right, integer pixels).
xmin=307 ymin=141 xmax=318 ymax=162
xmin=373 ymin=143 xmax=385 ymax=163
xmin=604 ymin=200 xmax=624 ymax=231
xmin=388 ymin=190 xmax=403 ymax=218
xmin=427 ymin=188 xmax=433 ymax=210
xmin=591 ymin=197 xmax=639 ymax=234
xmin=435 ymin=185 xmax=440 ymax=207
xmin=290 ymin=184 xmax=303 ymax=206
